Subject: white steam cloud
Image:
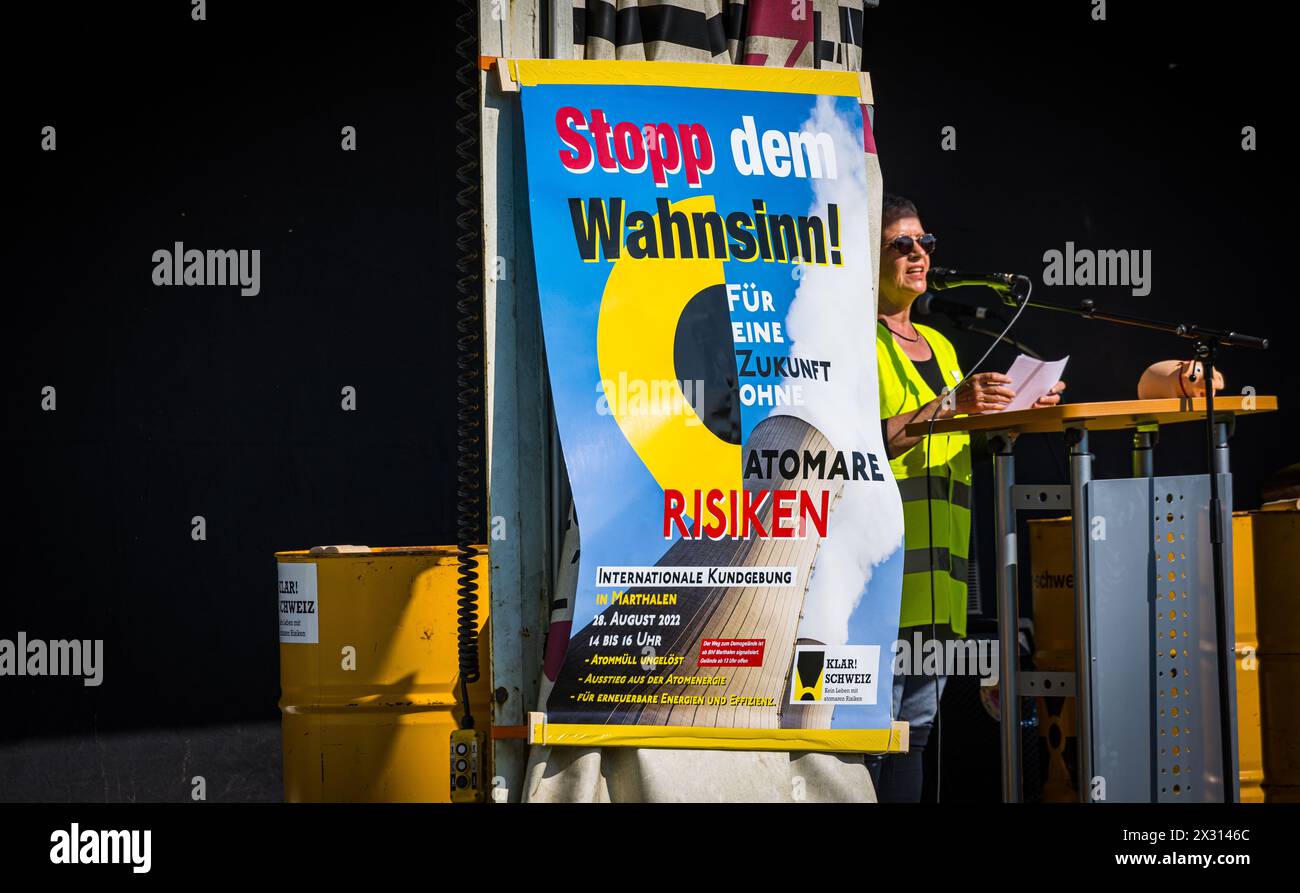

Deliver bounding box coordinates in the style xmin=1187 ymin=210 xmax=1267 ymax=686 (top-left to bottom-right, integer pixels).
xmin=777 ymin=95 xmax=904 ymax=646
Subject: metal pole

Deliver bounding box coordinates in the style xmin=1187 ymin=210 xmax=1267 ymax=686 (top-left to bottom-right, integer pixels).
xmin=1131 ymin=427 xmax=1156 ymax=478
xmin=548 ymin=0 xmax=575 ymax=59
xmin=1066 ymin=425 xmax=1095 ymax=802
xmin=480 ymin=0 xmax=547 ymax=799
xmin=990 ymin=431 xmax=1021 ymax=803
xmin=1211 ymin=417 xmax=1238 ymax=801
xmin=1199 ymin=342 xmax=1237 ymax=804
xmin=1212 ymin=420 xmax=1231 ymax=476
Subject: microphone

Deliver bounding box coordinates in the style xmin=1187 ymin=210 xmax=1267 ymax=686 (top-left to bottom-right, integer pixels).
xmin=927 ymin=266 xmax=1031 ymax=304
xmin=913 ymin=291 xmax=1005 ymax=322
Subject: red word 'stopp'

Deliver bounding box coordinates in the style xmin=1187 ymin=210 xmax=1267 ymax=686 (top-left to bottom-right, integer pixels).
xmin=556 ymin=107 xmax=715 ymax=187
xmin=663 ymin=488 xmax=829 ymax=540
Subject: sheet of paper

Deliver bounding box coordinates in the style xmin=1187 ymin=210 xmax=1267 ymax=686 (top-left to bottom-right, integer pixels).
xmin=1000 ymin=354 xmax=1069 ymax=412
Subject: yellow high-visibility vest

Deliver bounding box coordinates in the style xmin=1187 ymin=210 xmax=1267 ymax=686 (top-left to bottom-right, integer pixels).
xmin=876 ymin=321 xmax=972 ymax=637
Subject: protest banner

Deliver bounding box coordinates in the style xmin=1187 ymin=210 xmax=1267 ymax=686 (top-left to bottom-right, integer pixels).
xmin=515 ymin=60 xmax=906 ymax=752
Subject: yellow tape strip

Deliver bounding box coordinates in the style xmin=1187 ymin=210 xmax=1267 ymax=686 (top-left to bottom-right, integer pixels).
xmin=511 ymin=59 xmax=863 ymax=98
xmin=528 ymin=715 xmax=909 ymax=754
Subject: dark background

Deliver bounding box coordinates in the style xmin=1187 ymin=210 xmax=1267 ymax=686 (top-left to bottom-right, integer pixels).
xmin=868 ymin=0 xmax=1289 ymax=492
xmin=1 ymin=1 xmax=1290 ymax=800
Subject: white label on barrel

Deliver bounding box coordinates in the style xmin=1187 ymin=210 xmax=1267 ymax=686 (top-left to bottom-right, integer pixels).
xmin=278 ymin=562 xmax=319 ymax=644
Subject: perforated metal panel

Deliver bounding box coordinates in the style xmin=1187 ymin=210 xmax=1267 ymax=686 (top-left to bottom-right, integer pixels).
xmin=1085 ymin=477 xmax=1152 ymax=801
xmin=1086 ymin=474 xmax=1236 ymax=803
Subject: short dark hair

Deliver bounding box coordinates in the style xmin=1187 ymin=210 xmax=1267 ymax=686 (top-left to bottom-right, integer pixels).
xmin=882 ymin=194 xmax=920 ymax=229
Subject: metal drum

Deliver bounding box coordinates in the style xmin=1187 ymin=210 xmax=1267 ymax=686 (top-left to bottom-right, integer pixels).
xmin=277 ymin=545 xmax=489 ymax=802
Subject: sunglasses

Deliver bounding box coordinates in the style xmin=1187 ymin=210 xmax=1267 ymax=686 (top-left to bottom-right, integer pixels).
xmin=885 ymin=233 xmax=937 ymax=256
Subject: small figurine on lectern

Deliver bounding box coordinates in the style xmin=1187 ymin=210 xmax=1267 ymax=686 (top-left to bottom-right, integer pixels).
xmin=1138 ymin=359 xmax=1225 ymax=398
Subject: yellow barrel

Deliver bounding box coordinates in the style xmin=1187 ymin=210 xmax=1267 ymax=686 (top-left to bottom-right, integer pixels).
xmin=1237 ymin=509 xmax=1300 ymax=802
xmin=1027 ymin=517 xmax=1078 ymax=802
xmin=276 ymin=545 xmax=490 ymax=802
xmin=1231 ymin=512 xmax=1265 ymax=802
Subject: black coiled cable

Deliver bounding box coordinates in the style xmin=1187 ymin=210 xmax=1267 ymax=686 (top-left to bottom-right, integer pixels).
xmin=454 ymin=0 xmax=483 ymax=728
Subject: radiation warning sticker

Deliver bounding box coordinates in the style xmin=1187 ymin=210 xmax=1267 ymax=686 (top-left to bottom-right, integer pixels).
xmin=789 ymin=645 xmax=880 ymax=705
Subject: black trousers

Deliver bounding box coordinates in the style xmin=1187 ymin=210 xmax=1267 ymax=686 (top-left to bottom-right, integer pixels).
xmin=867 ymin=747 xmax=927 ymax=803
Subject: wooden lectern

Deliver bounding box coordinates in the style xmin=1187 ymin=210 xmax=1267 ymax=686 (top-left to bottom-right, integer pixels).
xmin=907 ymin=396 xmax=1278 ymax=803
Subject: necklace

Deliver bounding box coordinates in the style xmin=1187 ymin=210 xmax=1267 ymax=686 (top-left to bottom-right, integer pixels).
xmin=881 ymin=320 xmax=922 ymax=343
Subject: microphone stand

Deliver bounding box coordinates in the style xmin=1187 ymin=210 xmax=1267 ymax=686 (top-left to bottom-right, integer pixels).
xmin=1004 ymin=291 xmax=1268 ymax=804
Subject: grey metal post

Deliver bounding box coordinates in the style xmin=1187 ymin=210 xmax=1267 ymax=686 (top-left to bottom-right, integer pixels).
xmin=1066 ymin=425 xmax=1095 ymax=802
xmin=481 ymin=0 xmax=548 ymax=801
xmin=1213 ymin=420 xmax=1231 ymax=475
xmin=990 ymin=431 xmax=1021 ymax=803
xmin=1213 ymin=417 xmax=1240 ymax=800
xmin=1131 ymin=427 xmax=1156 ymax=478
